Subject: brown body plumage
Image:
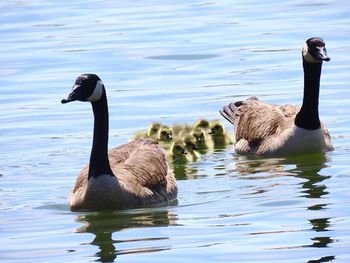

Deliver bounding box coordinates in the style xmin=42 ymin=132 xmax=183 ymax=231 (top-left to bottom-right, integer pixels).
xmin=70 ymin=139 xmax=177 ymax=211
xmin=221 ymin=97 xmax=333 ymax=156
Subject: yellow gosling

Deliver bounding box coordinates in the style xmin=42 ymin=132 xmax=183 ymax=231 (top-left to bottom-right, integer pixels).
xmin=183 ymin=134 xmax=201 ymax=162
xmin=167 ymin=139 xmax=189 ymax=164
xmin=131 ymin=122 xmax=162 ymax=141
xmin=191 ymin=127 xmax=213 ymax=154
xmin=193 ymin=119 xmax=210 ymax=130
xmin=172 ymin=124 xmax=192 ymax=137
xmin=209 ymin=120 xmax=233 ymax=149
xmin=157 ymin=125 xmax=173 ymax=142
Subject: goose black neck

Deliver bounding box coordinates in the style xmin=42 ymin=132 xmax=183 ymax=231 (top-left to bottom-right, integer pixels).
xmin=88 ymin=89 xmax=113 ymax=179
xmin=294 ymin=59 xmax=323 ymax=130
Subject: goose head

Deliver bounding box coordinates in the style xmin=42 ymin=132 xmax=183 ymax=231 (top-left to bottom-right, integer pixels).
xmin=147 ymin=123 xmax=162 ymax=137
xmin=157 ymin=125 xmax=173 ymax=141
xmin=302 ymin=37 xmax=330 ymax=63
xmin=62 ymin=74 xmax=104 ymax=104
xmin=209 ymin=120 xmax=225 ymax=136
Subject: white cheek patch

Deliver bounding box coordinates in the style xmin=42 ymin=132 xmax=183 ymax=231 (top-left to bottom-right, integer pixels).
xmin=87 ymin=80 xmax=103 ymax=102
xmin=302 ymin=44 xmax=320 ymax=63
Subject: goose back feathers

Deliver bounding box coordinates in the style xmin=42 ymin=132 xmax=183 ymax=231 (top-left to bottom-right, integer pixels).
xmin=71 ymin=139 xmax=177 ymax=211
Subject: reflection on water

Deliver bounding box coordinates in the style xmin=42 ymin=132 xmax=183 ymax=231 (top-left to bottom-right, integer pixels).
xmin=172 ymin=162 xmax=198 ymax=180
xmin=234 ymin=152 xmax=336 ymax=260
xmin=76 ymin=209 xmax=177 ymax=262
xmin=308 ymin=256 xmax=335 ymax=263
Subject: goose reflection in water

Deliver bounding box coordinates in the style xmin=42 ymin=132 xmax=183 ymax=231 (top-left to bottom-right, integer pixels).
xmin=234 ymin=152 xmax=336 ymax=261
xmin=75 ymin=209 xmax=177 ymax=262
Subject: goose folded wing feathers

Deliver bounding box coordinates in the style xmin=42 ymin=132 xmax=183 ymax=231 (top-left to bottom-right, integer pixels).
xmin=233 ymin=100 xmax=288 ymax=143
xmin=111 ymin=139 xmax=170 ymax=189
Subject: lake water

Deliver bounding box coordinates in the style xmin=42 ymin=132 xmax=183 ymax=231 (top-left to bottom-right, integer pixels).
xmin=1 ymin=0 xmax=350 ymax=262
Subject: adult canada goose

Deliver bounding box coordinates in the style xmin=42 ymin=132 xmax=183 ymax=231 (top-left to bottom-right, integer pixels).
xmin=61 ymin=74 xmax=177 ymax=211
xmin=220 ymin=37 xmax=334 ymax=156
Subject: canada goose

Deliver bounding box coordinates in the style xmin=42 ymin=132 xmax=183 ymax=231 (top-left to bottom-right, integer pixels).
xmin=61 ymin=74 xmax=177 ymax=211
xmin=191 ymin=127 xmax=213 ymax=154
xmin=149 ymin=123 xmax=162 ymax=137
xmin=220 ymin=37 xmax=334 ymax=156
xmin=131 ymin=122 xmax=162 ymax=141
xmin=172 ymin=124 xmax=192 ymax=137
xmin=132 ymin=123 xmax=172 ymax=142
xmin=172 ymin=119 xmax=210 ymax=137
xmin=157 ymin=125 xmax=173 ymax=141
xmin=183 ymin=134 xmax=201 ymax=161
xmin=193 ymin=119 xmax=210 ymax=130
xmin=167 ymin=139 xmax=189 ymax=163
xmin=208 ymin=120 xmax=233 ymax=149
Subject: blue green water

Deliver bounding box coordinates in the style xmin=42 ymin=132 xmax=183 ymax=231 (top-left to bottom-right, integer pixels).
xmin=1 ymin=0 xmax=350 ymax=262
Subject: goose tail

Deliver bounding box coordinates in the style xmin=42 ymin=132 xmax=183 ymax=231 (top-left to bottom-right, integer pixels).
xmin=220 ymin=96 xmax=259 ymax=126
xmin=220 ymin=102 xmax=240 ymax=125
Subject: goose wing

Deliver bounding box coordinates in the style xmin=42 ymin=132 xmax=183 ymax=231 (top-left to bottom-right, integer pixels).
xmin=72 ymin=139 xmax=176 ymax=205
xmin=278 ymin=104 xmax=299 ymax=123
xmin=220 ymin=97 xmax=295 ymax=144
xmin=109 ymin=139 xmax=176 ymax=196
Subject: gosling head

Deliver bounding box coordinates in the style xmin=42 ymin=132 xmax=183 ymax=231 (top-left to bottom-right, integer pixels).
xmin=157 ymin=125 xmax=173 ymax=141
xmin=61 ymin=74 xmax=104 ymax=104
xmin=170 ymin=140 xmax=188 ymax=156
xmin=193 ymin=119 xmax=210 ymax=130
xmin=209 ymin=120 xmax=225 ymax=136
xmin=183 ymin=134 xmax=199 ymax=151
xmin=191 ymin=127 xmax=207 ymax=143
xmin=147 ymin=123 xmax=162 ymax=137
xmin=302 ymin=37 xmax=330 ymax=63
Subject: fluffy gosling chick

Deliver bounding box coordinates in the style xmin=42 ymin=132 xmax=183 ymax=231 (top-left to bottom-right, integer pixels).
xmin=183 ymin=134 xmax=201 ymax=162
xmin=172 ymin=119 xmax=210 ymax=137
xmin=172 ymin=124 xmax=192 ymax=137
xmin=209 ymin=120 xmax=233 ymax=149
xmin=193 ymin=119 xmax=210 ymax=130
xmin=191 ymin=127 xmax=213 ymax=154
xmin=167 ymin=139 xmax=189 ymax=163
xmin=157 ymin=125 xmax=173 ymax=141
xmin=131 ymin=122 xmax=162 ymax=141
